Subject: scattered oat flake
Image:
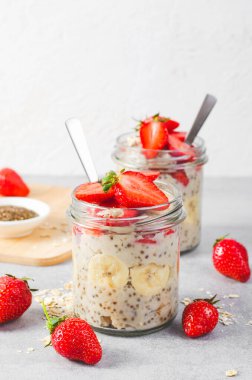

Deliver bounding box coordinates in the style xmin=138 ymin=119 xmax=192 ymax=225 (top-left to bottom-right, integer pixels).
xmin=181 ymin=297 xmax=192 ymax=306
xmin=64 ymin=281 xmax=73 ymax=290
xmin=41 ymin=335 xmax=51 ymax=347
xmin=35 ymin=281 xmax=74 ymax=327
xmin=17 ymin=350 xmax=22 ymax=353
xmin=219 ymin=310 xmax=235 ymax=326
xmin=245 ymin=320 xmax=252 ymax=326
xmin=223 ymin=294 xmax=240 ymax=299
xmin=26 ymin=347 xmax=35 ymax=353
xmin=225 ymin=369 xmax=238 ymax=377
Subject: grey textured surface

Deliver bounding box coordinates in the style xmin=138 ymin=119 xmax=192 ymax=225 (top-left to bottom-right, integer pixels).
xmin=0 ymin=177 xmax=252 ymax=380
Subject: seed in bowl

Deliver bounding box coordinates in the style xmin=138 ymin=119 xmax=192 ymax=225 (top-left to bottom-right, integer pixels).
xmin=0 ymin=206 xmax=38 ymax=221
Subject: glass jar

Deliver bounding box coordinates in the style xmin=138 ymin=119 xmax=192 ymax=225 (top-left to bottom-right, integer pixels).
xmin=112 ymin=132 xmax=208 ymax=252
xmin=67 ymin=181 xmax=185 ymax=336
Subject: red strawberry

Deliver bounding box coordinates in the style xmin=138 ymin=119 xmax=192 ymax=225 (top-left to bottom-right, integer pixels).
xmin=42 ymin=304 xmax=102 ymax=365
xmin=163 ymin=118 xmax=180 ymax=131
xmin=212 ymin=237 xmax=250 ymax=282
xmin=102 ymin=170 xmax=168 ymax=208
xmin=139 ymin=170 xmax=160 ymax=182
xmin=0 ymin=274 xmax=34 ymax=323
xmin=170 ymin=171 xmax=189 ymax=186
xmin=171 ymin=131 xmax=186 ymax=142
xmin=75 ymin=182 xmax=114 ymax=204
xmin=168 ymin=134 xmax=195 ymax=161
xmin=136 ymin=234 xmax=157 ymax=244
xmin=140 ymin=120 xmax=168 ymax=159
xmin=139 ymin=114 xmax=179 ymax=132
xmin=182 ymin=296 xmax=219 ymax=338
xmin=0 ymin=168 xmax=30 ymax=197
xmin=164 ymin=228 xmax=175 ymax=236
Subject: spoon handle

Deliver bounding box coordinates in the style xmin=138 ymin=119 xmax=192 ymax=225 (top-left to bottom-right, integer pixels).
xmin=185 ymin=94 xmax=217 ymax=145
xmin=65 ymin=118 xmax=99 ymax=183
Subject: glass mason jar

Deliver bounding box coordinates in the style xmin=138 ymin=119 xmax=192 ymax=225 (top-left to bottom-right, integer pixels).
xmin=67 ymin=181 xmax=185 ymax=336
xmin=112 ymin=132 xmax=208 ymax=252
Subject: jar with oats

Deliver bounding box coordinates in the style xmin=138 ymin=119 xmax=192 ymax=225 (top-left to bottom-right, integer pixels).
xmin=112 ymin=131 xmax=207 ymax=252
xmin=67 ymin=180 xmax=185 ymax=336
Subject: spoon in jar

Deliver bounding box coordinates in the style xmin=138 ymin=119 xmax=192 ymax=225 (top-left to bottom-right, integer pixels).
xmin=185 ymin=94 xmax=217 ymax=145
xmin=65 ymin=118 xmax=99 ymax=183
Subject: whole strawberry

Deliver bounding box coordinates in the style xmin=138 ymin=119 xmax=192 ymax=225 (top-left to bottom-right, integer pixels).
xmin=42 ymin=303 xmax=102 ymax=365
xmin=0 ymin=168 xmax=30 ymax=196
xmin=182 ymin=296 xmax=219 ymax=338
xmin=213 ymin=237 xmax=250 ymax=282
xmin=0 ymin=274 xmax=33 ymax=323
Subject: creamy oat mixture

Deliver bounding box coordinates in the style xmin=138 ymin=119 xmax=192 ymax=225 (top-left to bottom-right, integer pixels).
xmin=72 ymin=225 xmax=179 ymax=332
xmin=159 ymin=166 xmax=202 ymax=252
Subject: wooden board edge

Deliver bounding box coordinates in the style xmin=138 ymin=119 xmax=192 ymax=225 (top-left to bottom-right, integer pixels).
xmin=0 ymin=251 xmax=72 ymax=267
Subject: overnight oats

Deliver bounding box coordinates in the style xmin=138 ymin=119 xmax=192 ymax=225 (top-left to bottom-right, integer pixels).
xmin=68 ymin=170 xmax=185 ymax=336
xmin=112 ymin=114 xmax=208 ymax=252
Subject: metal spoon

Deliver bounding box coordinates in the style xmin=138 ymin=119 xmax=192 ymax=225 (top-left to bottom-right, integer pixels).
xmin=65 ymin=118 xmax=99 ymax=182
xmin=185 ymin=94 xmax=217 ymax=145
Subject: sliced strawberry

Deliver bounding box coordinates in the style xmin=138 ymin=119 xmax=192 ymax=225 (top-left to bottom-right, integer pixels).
xmin=136 ymin=233 xmax=157 ymax=244
xmin=171 ymin=131 xmax=186 ymax=142
xmin=0 ymin=168 xmax=30 ymax=197
xmin=75 ymin=183 xmax=114 ymax=204
xmin=164 ymin=228 xmax=175 ymax=236
xmin=73 ymin=224 xmax=103 ymax=237
xmin=136 ymin=237 xmax=157 ymax=244
xmin=105 ymin=209 xmax=139 ymax=227
xmin=195 ymin=164 xmax=202 ymax=172
xmin=139 ymin=170 xmax=160 ymax=182
xmin=114 ymin=171 xmax=168 ymax=208
xmin=168 ymin=134 xmax=195 ymax=161
xmin=171 ymin=171 xmax=189 ymax=187
xmin=140 ymin=121 xmax=168 ymax=159
xmin=84 ymin=227 xmax=103 ymax=237
xmin=99 ymin=198 xmax=119 ymax=208
xmin=73 ymin=225 xmax=84 ymax=235
xmin=163 ymin=119 xmax=180 ymax=132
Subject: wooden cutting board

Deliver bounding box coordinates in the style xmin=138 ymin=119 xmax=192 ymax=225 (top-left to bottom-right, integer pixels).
xmin=0 ymin=184 xmax=73 ymax=266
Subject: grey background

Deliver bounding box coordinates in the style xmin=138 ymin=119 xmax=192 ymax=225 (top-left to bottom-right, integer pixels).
xmin=0 ymin=177 xmax=251 ymax=380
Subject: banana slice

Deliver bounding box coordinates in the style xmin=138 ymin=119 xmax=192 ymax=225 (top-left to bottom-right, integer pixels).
xmin=131 ymin=263 xmax=170 ymax=296
xmin=88 ymin=255 xmax=129 ymax=289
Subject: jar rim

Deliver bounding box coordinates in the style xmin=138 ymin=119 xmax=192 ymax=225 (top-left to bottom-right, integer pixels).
xmin=112 ymin=132 xmax=208 ymax=170
xmin=68 ymin=180 xmax=185 ymax=229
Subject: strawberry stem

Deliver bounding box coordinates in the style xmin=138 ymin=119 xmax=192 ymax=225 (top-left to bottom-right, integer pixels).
xmin=101 ymin=169 xmax=125 ymax=193
xmin=41 ymin=301 xmax=66 ymax=334
xmin=213 ymin=234 xmax=229 ymax=247
xmin=194 ymin=294 xmax=220 ymax=305
xmin=5 ymin=274 xmax=38 ymax=291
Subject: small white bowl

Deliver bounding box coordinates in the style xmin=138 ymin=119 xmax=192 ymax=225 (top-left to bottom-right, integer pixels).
xmin=0 ymin=197 xmax=50 ymax=238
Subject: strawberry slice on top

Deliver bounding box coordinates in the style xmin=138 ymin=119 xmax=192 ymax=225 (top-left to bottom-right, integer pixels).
xmin=170 ymin=131 xmax=186 ymax=142
xmin=139 ymin=113 xmax=181 ymax=158
xmin=102 ymin=170 xmax=168 ymax=208
xmin=140 ymin=120 xmax=168 ymax=159
xmin=75 ymin=182 xmax=114 ymax=204
xmin=138 ymin=170 xmax=160 ymax=182
xmin=168 ymin=134 xmax=195 ymax=161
